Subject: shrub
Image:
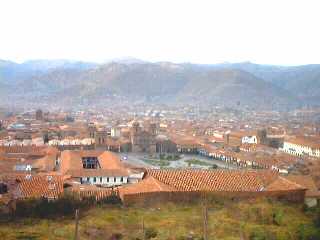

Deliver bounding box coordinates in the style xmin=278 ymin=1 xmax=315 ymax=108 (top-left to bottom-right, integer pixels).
xmin=297 ymin=224 xmax=320 ymax=240
xmin=145 ymin=227 xmax=158 ymax=239
xmin=273 ymin=210 xmax=284 ymax=226
xmin=110 ymin=233 xmax=123 ymax=240
xmin=313 ymin=206 xmax=320 ymax=228
xmin=211 ymin=164 xmax=218 ymax=169
xmin=14 ymin=195 xmax=87 ymax=219
xmin=250 ymin=227 xmax=268 ymax=240
xmin=98 ymin=194 xmax=121 ymax=205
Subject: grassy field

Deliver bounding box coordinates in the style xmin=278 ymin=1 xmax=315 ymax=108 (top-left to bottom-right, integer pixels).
xmin=0 ymin=199 xmax=318 ymax=240
xmin=142 ymin=159 xmax=170 ymax=167
xmin=185 ymin=159 xmax=216 ymax=167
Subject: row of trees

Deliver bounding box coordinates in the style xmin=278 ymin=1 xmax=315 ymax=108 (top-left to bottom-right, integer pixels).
xmin=1 ymin=193 xmax=121 ymax=220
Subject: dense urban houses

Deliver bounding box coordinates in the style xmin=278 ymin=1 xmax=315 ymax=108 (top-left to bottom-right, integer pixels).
xmin=48 ymin=138 xmax=95 ymax=151
xmin=281 ymin=137 xmax=320 ymax=158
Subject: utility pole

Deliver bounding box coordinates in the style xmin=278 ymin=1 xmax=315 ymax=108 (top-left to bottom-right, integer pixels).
xmin=74 ymin=209 xmax=79 ymax=240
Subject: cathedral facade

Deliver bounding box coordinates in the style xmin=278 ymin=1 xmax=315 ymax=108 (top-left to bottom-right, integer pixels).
xmin=130 ymin=121 xmax=157 ymax=153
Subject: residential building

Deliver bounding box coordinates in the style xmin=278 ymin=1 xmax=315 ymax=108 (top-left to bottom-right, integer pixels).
xmin=59 ymin=150 xmax=134 ymax=187
xmin=281 ymin=137 xmax=320 ymax=158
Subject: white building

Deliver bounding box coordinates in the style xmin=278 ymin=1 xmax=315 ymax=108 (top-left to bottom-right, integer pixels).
xmin=241 ymin=135 xmax=258 ymax=144
xmin=281 ymin=137 xmax=320 ymax=158
xmin=60 ymin=150 xmax=142 ymax=187
xmin=80 ymin=175 xmax=128 ymax=186
xmin=111 ymin=127 xmax=121 ymax=138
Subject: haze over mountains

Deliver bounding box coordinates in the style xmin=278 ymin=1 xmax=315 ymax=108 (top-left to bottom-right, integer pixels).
xmin=1 ymin=59 xmax=319 ymax=110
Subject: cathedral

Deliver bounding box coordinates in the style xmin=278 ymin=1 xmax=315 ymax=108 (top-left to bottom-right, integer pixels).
xmin=130 ymin=121 xmax=157 ymax=153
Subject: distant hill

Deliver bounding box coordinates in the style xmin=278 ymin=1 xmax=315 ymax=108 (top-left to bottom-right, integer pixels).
xmin=0 ymin=59 xmax=97 ymax=86
xmin=175 ymin=69 xmax=296 ymax=108
xmin=1 ymin=59 xmax=320 ymax=109
xmin=222 ymin=62 xmax=320 ymax=105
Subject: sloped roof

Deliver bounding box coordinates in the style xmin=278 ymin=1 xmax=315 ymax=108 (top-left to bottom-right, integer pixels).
xmin=60 ymin=150 xmax=129 ymax=176
xmin=16 ymin=175 xmax=64 ymax=199
xmin=98 ymin=151 xmax=124 ymax=169
xmin=285 ymin=175 xmax=320 ymax=197
xmin=265 ymin=177 xmax=305 ymax=191
xmin=119 ymin=175 xmax=176 ymax=198
xmin=33 ymin=153 xmax=57 ymax=172
xmin=145 ymin=169 xmax=304 ymax=193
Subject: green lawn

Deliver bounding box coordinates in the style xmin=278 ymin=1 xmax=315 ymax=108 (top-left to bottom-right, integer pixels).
xmin=0 ymin=200 xmax=318 ymax=240
xmin=142 ymin=159 xmax=170 ymax=167
xmin=185 ymin=159 xmax=215 ymax=167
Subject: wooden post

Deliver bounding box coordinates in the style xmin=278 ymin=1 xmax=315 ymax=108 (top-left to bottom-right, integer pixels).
xmin=142 ymin=217 xmax=145 ymax=240
xmin=202 ymin=193 xmax=208 ymax=240
xmin=74 ymin=209 xmax=79 ymax=240
xmin=239 ymin=223 xmax=245 ymax=240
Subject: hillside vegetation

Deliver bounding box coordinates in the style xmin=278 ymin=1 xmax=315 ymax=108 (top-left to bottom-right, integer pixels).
xmin=0 ymin=199 xmax=319 ymax=240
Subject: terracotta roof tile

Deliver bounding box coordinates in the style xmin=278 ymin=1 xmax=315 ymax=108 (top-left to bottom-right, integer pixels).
xmin=16 ymin=175 xmax=64 ymax=199
xmin=145 ymin=169 xmax=299 ymax=192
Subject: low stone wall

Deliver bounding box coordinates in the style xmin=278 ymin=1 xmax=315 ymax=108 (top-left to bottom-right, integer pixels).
xmin=121 ymin=189 xmax=306 ymax=206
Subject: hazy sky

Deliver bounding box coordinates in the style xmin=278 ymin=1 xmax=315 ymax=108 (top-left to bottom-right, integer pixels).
xmin=1 ymin=0 xmax=319 ymax=65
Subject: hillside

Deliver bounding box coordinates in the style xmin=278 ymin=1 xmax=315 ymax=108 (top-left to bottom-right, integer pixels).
xmin=175 ymin=69 xmax=296 ymax=108
xmin=1 ymin=59 xmax=320 ymax=109
xmin=224 ymin=62 xmax=320 ymax=105
xmin=0 ymin=200 xmax=318 ymax=239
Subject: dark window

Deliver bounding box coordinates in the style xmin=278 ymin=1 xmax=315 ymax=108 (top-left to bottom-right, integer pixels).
xmin=100 ymin=177 xmax=102 ymax=182
xmin=107 ymin=177 xmax=109 ymax=182
xmin=121 ymin=177 xmax=123 ymax=182
xmin=82 ymin=157 xmax=100 ymax=169
xmin=114 ymin=177 xmax=116 ymax=182
xmin=87 ymin=177 xmax=90 ymax=182
xmin=93 ymin=177 xmax=96 ymax=182
xmin=0 ymin=183 xmax=7 ymax=194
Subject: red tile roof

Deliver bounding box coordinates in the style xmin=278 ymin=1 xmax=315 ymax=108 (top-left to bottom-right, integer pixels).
xmin=70 ymin=184 xmax=118 ymax=201
xmin=146 ymin=169 xmax=279 ymax=192
xmin=119 ymin=175 xmax=176 ymax=198
xmin=285 ymin=175 xmax=320 ymax=198
xmin=60 ymin=150 xmax=129 ymax=177
xmin=60 ymin=151 xmax=125 ymax=172
xmin=16 ymin=175 xmax=64 ymax=199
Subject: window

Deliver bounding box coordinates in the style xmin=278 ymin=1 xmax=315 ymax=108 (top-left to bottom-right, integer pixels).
xmin=114 ymin=177 xmax=116 ymax=182
xmin=0 ymin=183 xmax=8 ymax=194
xmin=121 ymin=177 xmax=123 ymax=182
xmin=100 ymin=177 xmax=102 ymax=182
xmin=107 ymin=177 xmax=109 ymax=182
xmin=82 ymin=157 xmax=100 ymax=169
xmin=87 ymin=177 xmax=90 ymax=182
xmin=93 ymin=177 xmax=96 ymax=183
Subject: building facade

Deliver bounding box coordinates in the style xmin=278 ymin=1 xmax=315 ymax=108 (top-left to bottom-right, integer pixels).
xmin=130 ymin=121 xmax=156 ymax=153
xmin=281 ymin=138 xmax=320 ymax=158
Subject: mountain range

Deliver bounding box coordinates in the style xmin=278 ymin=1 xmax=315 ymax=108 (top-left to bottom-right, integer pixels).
xmin=0 ymin=59 xmax=319 ymax=110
